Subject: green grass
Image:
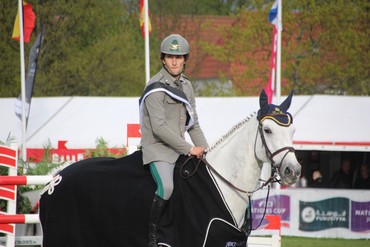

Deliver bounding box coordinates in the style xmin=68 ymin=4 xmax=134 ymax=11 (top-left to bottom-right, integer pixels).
xmin=282 ymin=236 xmax=369 ymax=247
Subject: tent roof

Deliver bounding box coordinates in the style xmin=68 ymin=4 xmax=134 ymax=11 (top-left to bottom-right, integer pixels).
xmin=1 ymin=95 xmax=369 ymax=152
xmin=291 ymin=95 xmax=370 ymax=151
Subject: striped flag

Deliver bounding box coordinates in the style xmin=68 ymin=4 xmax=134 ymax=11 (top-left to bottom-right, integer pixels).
xmin=139 ymin=0 xmax=152 ymax=37
xmin=12 ymin=1 xmax=36 ymax=42
xmin=265 ymin=0 xmax=278 ymax=104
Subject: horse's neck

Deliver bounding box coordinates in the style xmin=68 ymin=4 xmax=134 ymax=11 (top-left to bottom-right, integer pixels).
xmin=206 ymin=116 xmax=263 ymax=227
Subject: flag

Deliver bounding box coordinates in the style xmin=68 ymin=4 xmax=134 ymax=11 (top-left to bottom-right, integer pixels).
xmin=265 ymin=0 xmax=278 ymax=104
xmin=15 ymin=26 xmax=45 ymax=125
xmin=265 ymin=27 xmax=277 ymax=104
xmin=139 ymin=0 xmax=151 ymax=37
xmin=12 ymin=1 xmax=36 ymax=42
xmin=126 ymin=123 xmax=141 ymax=147
xmin=127 ymin=124 xmax=142 ymax=138
xmin=264 ymin=215 xmax=281 ymax=231
xmin=268 ymin=0 xmax=278 ymax=26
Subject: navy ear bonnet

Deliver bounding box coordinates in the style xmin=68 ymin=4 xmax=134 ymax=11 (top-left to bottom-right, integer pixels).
xmin=257 ymin=90 xmax=294 ymax=127
xmin=257 ymin=104 xmax=293 ymax=126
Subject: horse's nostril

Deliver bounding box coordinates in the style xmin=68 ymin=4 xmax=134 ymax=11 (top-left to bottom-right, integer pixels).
xmin=296 ymin=170 xmax=301 ymax=178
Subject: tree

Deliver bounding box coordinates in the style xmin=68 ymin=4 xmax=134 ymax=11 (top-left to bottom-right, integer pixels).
xmin=283 ymin=0 xmax=369 ymax=95
xmin=33 ymin=0 xmax=161 ymax=96
xmin=0 ymin=0 xmax=242 ymax=98
xmin=0 ymin=1 xmax=24 ymax=97
xmin=0 ymin=0 xmax=162 ymax=97
xmin=1 ymin=1 xmax=368 ymax=97
xmin=201 ymin=0 xmax=369 ymax=95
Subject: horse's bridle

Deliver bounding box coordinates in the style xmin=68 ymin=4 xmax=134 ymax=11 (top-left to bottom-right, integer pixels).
xmin=257 ymin=119 xmax=296 ymax=177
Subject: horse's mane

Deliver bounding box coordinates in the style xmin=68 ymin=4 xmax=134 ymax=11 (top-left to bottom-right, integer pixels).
xmin=207 ymin=112 xmax=256 ymax=152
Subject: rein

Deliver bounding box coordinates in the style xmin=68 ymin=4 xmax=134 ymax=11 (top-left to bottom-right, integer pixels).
xmin=180 ymin=156 xmax=276 ymax=195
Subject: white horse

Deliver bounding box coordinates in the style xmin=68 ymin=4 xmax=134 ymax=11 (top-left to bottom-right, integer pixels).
xmin=205 ymin=90 xmax=300 ymax=229
xmin=39 ymin=90 xmax=301 ymax=247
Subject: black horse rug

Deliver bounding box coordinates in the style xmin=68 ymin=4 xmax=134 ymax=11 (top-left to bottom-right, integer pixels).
xmin=39 ymin=150 xmax=248 ymax=247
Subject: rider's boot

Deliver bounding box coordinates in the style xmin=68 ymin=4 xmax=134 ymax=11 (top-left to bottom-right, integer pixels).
xmin=148 ymin=195 xmax=168 ymax=247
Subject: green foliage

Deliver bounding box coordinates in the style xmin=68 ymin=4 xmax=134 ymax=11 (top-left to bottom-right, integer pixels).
xmin=33 ymin=0 xmax=155 ymax=96
xmin=18 ymin=140 xmax=65 ymax=213
xmin=283 ymin=0 xmax=369 ymax=95
xmin=202 ymin=0 xmax=369 ymax=95
xmin=196 ymin=79 xmax=236 ymax=96
xmin=0 ymin=0 xmax=161 ymax=97
xmin=85 ymin=137 xmax=126 ymax=158
xmin=22 ymin=140 xmax=64 ymax=177
xmin=0 ymin=0 xmax=253 ymax=98
xmin=0 ymin=1 xmax=23 ymax=97
xmin=0 ymin=0 xmax=368 ymax=97
xmin=0 ymin=138 xmax=65 ymax=214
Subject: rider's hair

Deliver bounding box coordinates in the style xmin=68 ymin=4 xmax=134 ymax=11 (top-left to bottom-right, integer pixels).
xmin=160 ymin=53 xmax=189 ymax=61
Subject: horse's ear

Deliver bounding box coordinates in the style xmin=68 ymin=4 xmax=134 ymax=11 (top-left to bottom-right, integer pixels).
xmin=259 ymin=89 xmax=269 ymax=115
xmin=279 ymin=90 xmax=294 ymax=112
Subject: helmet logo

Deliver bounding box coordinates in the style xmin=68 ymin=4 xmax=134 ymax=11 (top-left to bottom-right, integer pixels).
xmin=169 ymin=39 xmax=180 ymax=52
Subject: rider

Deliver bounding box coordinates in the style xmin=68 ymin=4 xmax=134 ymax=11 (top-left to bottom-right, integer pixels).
xmin=139 ymin=34 xmax=209 ymax=247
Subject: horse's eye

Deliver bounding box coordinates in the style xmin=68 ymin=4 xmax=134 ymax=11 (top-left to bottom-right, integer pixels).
xmin=264 ymin=127 xmax=272 ymax=134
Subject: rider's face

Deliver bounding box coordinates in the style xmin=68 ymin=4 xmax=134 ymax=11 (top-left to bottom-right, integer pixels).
xmin=162 ymin=54 xmax=185 ymax=78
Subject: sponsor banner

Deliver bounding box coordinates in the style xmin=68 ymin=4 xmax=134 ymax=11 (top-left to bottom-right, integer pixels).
xmin=299 ymin=197 xmax=349 ymax=231
xmin=351 ymin=200 xmax=370 ymax=232
xmin=251 ymin=188 xmax=370 ymax=239
xmin=252 ymin=195 xmax=290 ymax=229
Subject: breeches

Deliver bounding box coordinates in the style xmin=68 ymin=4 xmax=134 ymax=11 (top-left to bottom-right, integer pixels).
xmin=149 ymin=161 xmax=175 ymax=200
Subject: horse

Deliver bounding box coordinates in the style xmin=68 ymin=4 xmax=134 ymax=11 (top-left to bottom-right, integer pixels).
xmin=39 ymin=90 xmax=301 ymax=247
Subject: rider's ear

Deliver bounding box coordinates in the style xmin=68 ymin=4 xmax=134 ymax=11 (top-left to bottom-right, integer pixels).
xmin=279 ymin=90 xmax=294 ymax=112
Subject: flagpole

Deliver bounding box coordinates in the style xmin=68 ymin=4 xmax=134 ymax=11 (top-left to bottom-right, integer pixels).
xmin=276 ymin=0 xmax=282 ymax=104
xmin=144 ymin=0 xmax=150 ymax=84
xmin=18 ymin=0 xmax=27 ymax=162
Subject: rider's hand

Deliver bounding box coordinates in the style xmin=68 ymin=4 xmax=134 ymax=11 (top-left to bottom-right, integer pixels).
xmin=189 ymin=146 xmax=206 ymax=158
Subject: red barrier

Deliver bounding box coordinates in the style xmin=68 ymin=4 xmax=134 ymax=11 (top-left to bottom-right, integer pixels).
xmin=0 ymin=214 xmax=39 ymax=224
xmin=0 ymin=175 xmax=53 ymax=185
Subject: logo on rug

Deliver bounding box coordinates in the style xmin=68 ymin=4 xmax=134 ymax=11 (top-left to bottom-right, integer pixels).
xmin=225 ymin=240 xmax=246 ymax=247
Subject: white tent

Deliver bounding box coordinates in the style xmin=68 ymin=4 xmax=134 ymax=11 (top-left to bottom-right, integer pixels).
xmin=1 ymin=95 xmax=369 ymax=152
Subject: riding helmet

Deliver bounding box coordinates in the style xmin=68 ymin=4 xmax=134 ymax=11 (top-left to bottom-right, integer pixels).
xmin=160 ymin=34 xmax=190 ymax=56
